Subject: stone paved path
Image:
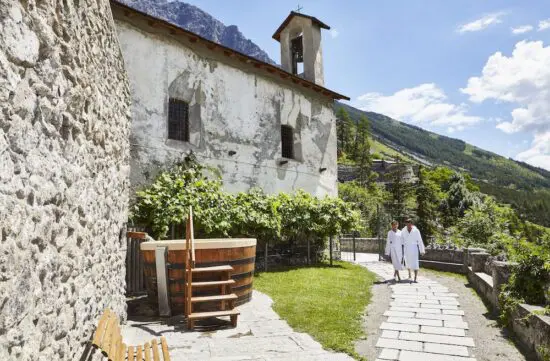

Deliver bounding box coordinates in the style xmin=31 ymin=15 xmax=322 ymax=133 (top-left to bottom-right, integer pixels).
xmin=122 ymin=291 xmax=355 ymax=361
xmin=355 ymin=254 xmax=478 ymax=361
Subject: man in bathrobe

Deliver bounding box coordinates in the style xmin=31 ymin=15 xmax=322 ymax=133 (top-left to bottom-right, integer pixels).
xmin=385 ymin=220 xmax=403 ymax=281
xmin=401 ymin=218 xmax=425 ymax=282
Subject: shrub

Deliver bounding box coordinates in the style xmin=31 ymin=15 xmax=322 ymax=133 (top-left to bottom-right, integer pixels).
xmin=130 ymin=162 xmax=360 ymax=245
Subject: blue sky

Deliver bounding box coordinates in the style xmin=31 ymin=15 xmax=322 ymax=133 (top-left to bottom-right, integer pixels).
xmin=183 ymin=0 xmax=550 ymax=170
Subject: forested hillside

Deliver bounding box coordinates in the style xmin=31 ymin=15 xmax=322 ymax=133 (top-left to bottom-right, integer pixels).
xmin=335 ymin=102 xmax=550 ymax=227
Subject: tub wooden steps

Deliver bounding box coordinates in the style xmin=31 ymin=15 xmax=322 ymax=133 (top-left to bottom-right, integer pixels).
xmin=192 ymin=265 xmax=233 ymax=273
xmin=191 ymin=279 xmax=236 ymax=288
xmin=184 ymin=207 xmax=240 ymax=330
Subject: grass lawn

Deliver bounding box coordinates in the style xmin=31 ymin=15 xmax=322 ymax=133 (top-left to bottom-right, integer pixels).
xmin=254 ymin=261 xmax=376 ymax=360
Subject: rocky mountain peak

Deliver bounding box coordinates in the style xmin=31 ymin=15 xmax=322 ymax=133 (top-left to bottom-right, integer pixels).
xmin=119 ymin=0 xmax=276 ymax=64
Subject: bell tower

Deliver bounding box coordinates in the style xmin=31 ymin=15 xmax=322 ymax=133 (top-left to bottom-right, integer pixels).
xmin=273 ymin=11 xmax=330 ymax=86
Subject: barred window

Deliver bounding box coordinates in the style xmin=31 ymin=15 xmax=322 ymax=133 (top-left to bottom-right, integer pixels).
xmin=281 ymin=125 xmax=294 ymax=159
xmin=168 ymin=98 xmax=189 ymax=141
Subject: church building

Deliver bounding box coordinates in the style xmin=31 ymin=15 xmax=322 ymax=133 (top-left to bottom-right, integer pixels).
xmin=111 ymin=1 xmax=349 ymax=196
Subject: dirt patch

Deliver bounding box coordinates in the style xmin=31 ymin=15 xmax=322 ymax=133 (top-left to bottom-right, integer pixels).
xmin=354 ymin=276 xmax=393 ymax=360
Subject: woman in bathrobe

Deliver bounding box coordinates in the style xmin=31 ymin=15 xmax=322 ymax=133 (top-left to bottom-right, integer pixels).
xmin=401 ymin=218 xmax=425 ymax=283
xmin=385 ymin=220 xmax=403 ymax=281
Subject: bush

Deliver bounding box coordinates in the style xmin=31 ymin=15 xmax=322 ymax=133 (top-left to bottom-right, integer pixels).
xmin=130 ymin=162 xmax=360 ymax=245
xmin=499 ymin=248 xmax=550 ymax=324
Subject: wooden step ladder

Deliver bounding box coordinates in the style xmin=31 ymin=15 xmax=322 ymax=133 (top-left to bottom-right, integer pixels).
xmin=184 ymin=207 xmax=240 ymax=330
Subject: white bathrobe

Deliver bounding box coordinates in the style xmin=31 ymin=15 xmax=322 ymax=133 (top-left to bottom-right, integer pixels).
xmin=401 ymin=226 xmax=425 ymax=270
xmin=385 ymin=229 xmax=403 ymax=271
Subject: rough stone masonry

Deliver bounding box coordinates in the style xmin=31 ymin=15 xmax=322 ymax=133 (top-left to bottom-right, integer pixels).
xmin=0 ymin=1 xmax=131 ymax=360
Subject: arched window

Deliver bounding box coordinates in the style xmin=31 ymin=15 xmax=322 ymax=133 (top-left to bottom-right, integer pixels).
xmin=168 ymin=98 xmax=189 ymax=142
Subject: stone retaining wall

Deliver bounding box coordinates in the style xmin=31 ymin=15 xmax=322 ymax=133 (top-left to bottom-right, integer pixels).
xmin=0 ymin=2 xmax=131 ymax=360
xmin=462 ymin=249 xmax=550 ymax=361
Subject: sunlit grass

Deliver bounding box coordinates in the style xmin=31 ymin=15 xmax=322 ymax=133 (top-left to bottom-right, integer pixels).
xmin=254 ymin=261 xmax=376 ymax=360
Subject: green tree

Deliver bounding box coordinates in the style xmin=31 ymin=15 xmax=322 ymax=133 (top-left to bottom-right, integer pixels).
xmin=440 ymin=172 xmax=481 ymax=227
xmin=386 ymin=161 xmax=415 ymax=222
xmin=336 ymin=107 xmax=355 ymax=158
xmin=339 ymin=181 xmax=387 ymax=236
xmin=416 ymin=166 xmax=439 ymax=241
xmin=353 ymin=115 xmax=376 ymax=187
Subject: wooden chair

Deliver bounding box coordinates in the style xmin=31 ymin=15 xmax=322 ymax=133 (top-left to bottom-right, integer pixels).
xmin=91 ymin=308 xmax=171 ymax=361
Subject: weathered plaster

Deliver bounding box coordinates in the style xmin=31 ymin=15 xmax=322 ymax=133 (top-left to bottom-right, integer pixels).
xmin=115 ymin=17 xmax=337 ymax=197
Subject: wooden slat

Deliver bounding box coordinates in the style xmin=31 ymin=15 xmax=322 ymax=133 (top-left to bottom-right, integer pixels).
xmin=127 ymin=231 xmax=148 ymax=239
xmin=188 ymin=309 xmax=240 ymax=320
xmin=116 ymin=342 xmax=126 ymax=361
xmin=92 ymin=309 xmax=111 ymax=347
xmin=136 ymin=345 xmax=143 ymax=361
xmin=108 ymin=333 xmax=120 ymax=360
xmin=152 ymin=339 xmax=160 ymax=361
xmin=144 ymin=342 xmax=152 ymax=361
xmin=191 ymin=279 xmax=236 ymax=287
xmin=191 ymin=294 xmax=237 ymax=303
xmin=128 ymin=345 xmax=135 ymax=361
xmin=160 ymin=337 xmax=170 ymax=361
xmin=192 ymin=265 xmax=233 ymax=273
xmin=101 ymin=316 xmax=117 ymax=353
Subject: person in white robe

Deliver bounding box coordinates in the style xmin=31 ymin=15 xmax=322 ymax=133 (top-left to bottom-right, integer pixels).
xmin=401 ymin=218 xmax=425 ymax=282
xmin=385 ymin=220 xmax=403 ymax=281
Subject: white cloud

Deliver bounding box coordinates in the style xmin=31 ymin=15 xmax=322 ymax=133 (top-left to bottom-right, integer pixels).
xmin=516 ymin=133 xmax=550 ymax=169
xmin=538 ymin=18 xmax=550 ymax=31
xmin=511 ymin=25 xmax=533 ymax=35
xmin=461 ymin=40 xmax=550 ymax=170
xmin=457 ymin=12 xmax=506 ymax=34
xmin=356 ymin=83 xmax=482 ymax=131
xmin=330 ymin=29 xmax=339 ymax=39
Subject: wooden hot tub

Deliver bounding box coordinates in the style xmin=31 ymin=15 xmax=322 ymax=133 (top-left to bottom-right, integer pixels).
xmin=141 ymin=238 xmax=256 ymax=314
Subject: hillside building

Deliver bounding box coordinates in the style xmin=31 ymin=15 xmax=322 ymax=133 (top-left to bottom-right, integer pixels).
xmin=111 ymin=2 xmax=349 ymax=196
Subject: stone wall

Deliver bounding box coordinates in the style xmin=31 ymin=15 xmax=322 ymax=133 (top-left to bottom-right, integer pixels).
xmin=112 ymin=9 xmax=338 ymax=197
xmin=0 ymin=2 xmax=131 ymax=360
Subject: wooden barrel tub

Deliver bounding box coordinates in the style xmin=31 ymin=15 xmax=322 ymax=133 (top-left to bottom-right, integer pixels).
xmin=140 ymin=238 xmax=256 ymax=314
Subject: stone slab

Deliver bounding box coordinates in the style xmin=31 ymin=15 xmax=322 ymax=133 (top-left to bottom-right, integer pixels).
xmin=415 ymin=313 xmax=464 ymax=321
xmin=381 ymin=330 xmax=400 ymax=339
xmin=399 ymin=332 xmax=475 ymax=346
xmin=379 ymin=348 xmax=400 ymax=360
xmin=376 ymin=338 xmax=423 ymax=351
xmin=380 ymin=322 xmax=420 ymax=332
xmin=420 ymin=304 xmax=458 ymax=310
xmin=384 ymin=311 xmax=416 ymax=318
xmin=387 ymin=317 xmax=442 ymax=327
xmin=391 ymin=307 xmax=441 ymax=314
xmin=420 ymin=326 xmax=466 ymax=337
xmin=398 ymin=350 xmax=476 ymax=361
xmin=391 ymin=302 xmax=421 ymax=308
xmin=419 ymin=299 xmax=441 ymax=305
xmin=424 ymin=342 xmax=470 ymax=357
xmin=444 ymin=320 xmax=469 ymax=329
xmin=443 ymin=310 xmax=465 ymax=316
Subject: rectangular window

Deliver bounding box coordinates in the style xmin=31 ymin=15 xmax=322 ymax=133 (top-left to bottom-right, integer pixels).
xmin=281 ymin=125 xmax=294 ymax=159
xmin=168 ymin=98 xmax=189 ymax=141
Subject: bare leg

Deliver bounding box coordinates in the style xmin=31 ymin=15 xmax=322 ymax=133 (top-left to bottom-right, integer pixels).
xmin=414 ymin=270 xmax=418 ymax=282
xmin=408 ymin=269 xmax=411 ymax=279
xmin=396 ymin=271 xmax=401 ymax=281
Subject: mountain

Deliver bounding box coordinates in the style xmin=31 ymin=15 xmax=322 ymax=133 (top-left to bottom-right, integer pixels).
xmin=118 ymin=0 xmax=276 ymax=64
xmin=336 ymin=102 xmax=550 ymax=226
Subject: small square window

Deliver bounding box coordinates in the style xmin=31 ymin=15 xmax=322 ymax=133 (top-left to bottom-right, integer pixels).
xmin=281 ymin=125 xmax=294 ymax=159
xmin=168 ymin=98 xmax=189 ymax=141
